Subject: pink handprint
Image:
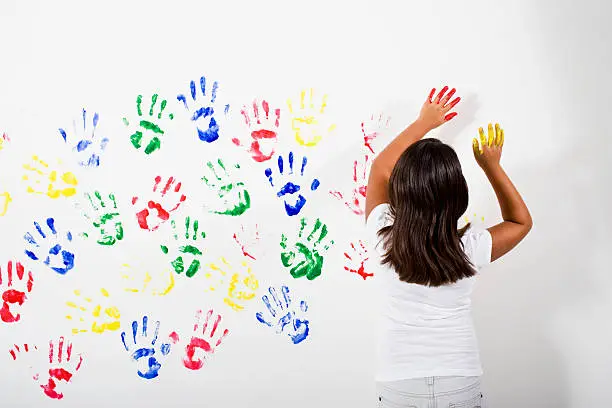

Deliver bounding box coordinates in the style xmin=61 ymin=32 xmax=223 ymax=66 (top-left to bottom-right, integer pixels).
xmin=131 ymin=176 xmax=187 ymax=231
xmin=361 ymin=113 xmax=391 ymax=154
xmin=233 ymin=99 xmax=280 ymax=163
xmin=344 ymin=240 xmax=373 ymax=280
xmin=183 ymin=309 xmax=229 ymax=370
xmin=0 ymin=261 xmax=34 ymax=323
xmin=40 ymin=337 xmax=83 ymax=400
xmin=329 ymin=154 xmax=371 ymax=215
xmin=232 ymin=223 xmax=261 ymax=260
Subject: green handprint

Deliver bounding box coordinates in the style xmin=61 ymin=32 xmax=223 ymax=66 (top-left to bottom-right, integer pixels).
xmin=202 ymin=159 xmax=251 ymax=216
xmin=123 ymin=94 xmax=174 ymax=155
xmin=160 ymin=216 xmax=206 ymax=278
xmin=80 ymin=191 xmax=124 ymax=246
xmin=280 ymin=217 xmax=334 ymax=280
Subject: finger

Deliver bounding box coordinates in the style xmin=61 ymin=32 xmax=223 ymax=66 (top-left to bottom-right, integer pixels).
xmin=428 ymin=88 xmax=436 ymax=103
xmin=435 ymin=86 xmax=449 ymax=103
xmin=446 ymin=97 xmax=461 ymax=111
xmin=193 ymin=309 xmax=202 ymax=332
xmin=479 ymin=127 xmax=487 ymax=147
xmin=444 ymin=112 xmax=457 ymax=121
xmin=142 ymin=315 xmax=148 ymax=337
xmin=202 ymin=309 xmax=213 ymax=336
xmin=132 ymin=320 xmax=138 ymax=344
xmin=58 ymin=337 xmax=64 ymax=363
xmin=441 ymin=88 xmax=456 ymax=106
xmin=263 ymin=294 xmax=276 ymax=317
xmin=151 ymin=320 xmax=160 ymax=345
xmin=472 ymin=138 xmax=481 ymax=156
xmin=487 ymin=123 xmax=494 ymax=147
xmin=500 ymin=129 xmax=505 ymax=147
xmin=281 ymin=285 xmax=291 ymax=308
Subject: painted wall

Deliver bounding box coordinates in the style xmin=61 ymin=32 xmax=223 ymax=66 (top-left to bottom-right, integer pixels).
xmin=0 ymin=0 xmax=610 ymax=407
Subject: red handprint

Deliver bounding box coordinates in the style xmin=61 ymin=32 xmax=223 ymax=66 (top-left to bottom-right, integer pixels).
xmin=0 ymin=261 xmax=34 ymax=323
xmin=344 ymin=240 xmax=373 ymax=280
xmin=329 ymin=154 xmax=371 ymax=216
xmin=233 ymin=99 xmax=280 ymax=162
xmin=40 ymin=337 xmax=83 ymax=400
xmin=232 ymin=223 xmax=261 ymax=260
xmin=361 ymin=113 xmax=391 ymax=155
xmin=183 ymin=309 xmax=229 ymax=370
xmin=132 ymin=176 xmax=187 ymax=231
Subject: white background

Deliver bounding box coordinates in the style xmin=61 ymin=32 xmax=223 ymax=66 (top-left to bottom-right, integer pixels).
xmin=0 ymin=0 xmax=610 ymax=407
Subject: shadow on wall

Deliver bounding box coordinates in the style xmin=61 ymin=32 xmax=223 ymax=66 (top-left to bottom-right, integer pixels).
xmin=473 ymin=140 xmax=609 ymax=407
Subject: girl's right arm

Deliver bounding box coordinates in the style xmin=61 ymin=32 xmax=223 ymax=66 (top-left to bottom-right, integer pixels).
xmin=473 ymin=123 xmax=533 ymax=262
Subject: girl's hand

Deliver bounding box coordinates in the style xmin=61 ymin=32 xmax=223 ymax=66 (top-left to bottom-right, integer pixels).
xmin=473 ymin=123 xmax=504 ymax=170
xmin=417 ymin=86 xmax=461 ymax=131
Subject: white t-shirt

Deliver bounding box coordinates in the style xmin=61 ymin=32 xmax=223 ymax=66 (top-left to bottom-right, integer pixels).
xmin=366 ymin=203 xmax=492 ymax=381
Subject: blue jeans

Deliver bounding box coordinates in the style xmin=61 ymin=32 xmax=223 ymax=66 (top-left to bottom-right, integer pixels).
xmin=376 ymin=376 xmax=484 ymax=407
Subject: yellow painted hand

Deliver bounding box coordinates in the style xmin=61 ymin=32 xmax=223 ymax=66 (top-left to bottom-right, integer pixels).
xmin=120 ymin=263 xmax=175 ymax=296
xmin=22 ymin=155 xmax=78 ymax=199
xmin=65 ymin=288 xmax=120 ymax=334
xmin=287 ymin=89 xmax=336 ymax=147
xmin=0 ymin=191 xmax=11 ymax=216
xmin=472 ymin=123 xmax=504 ymax=170
xmin=206 ymin=257 xmax=259 ymax=311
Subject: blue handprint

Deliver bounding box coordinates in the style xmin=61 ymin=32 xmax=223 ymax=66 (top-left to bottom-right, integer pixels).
xmin=24 ymin=218 xmax=75 ymax=275
xmin=59 ymin=108 xmax=109 ymax=167
xmin=121 ymin=316 xmax=172 ymax=380
xmin=255 ymin=285 xmax=309 ymax=344
xmin=264 ymin=152 xmax=320 ymax=216
xmin=177 ymin=76 xmax=230 ymax=143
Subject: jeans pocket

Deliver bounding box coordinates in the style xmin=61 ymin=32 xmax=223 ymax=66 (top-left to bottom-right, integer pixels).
xmin=378 ymin=395 xmax=418 ymax=408
xmin=448 ymin=392 xmax=483 ymax=408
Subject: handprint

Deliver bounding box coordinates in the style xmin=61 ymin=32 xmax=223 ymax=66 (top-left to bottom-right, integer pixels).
xmin=344 ymin=240 xmax=373 ymax=280
xmin=0 ymin=261 xmax=34 ymax=323
xmin=123 ymin=94 xmax=174 ymax=155
xmin=120 ymin=263 xmax=175 ymax=296
xmin=329 ymin=154 xmax=371 ymax=216
xmin=77 ymin=191 xmax=124 ymax=246
xmin=232 ymin=222 xmax=260 ymax=260
xmin=255 ymin=285 xmax=309 ymax=344
xmin=59 ymin=108 xmax=109 ymax=167
xmin=65 ymin=288 xmax=120 ymax=334
xmin=121 ymin=316 xmax=173 ymax=379
xmin=206 ymin=257 xmax=259 ymax=311
xmin=24 ymin=218 xmax=75 ymax=275
xmin=280 ymin=217 xmax=334 ymax=280
xmin=160 ymin=216 xmax=206 ymax=278
xmin=177 ymin=76 xmax=230 ymax=143
xmin=183 ymin=309 xmax=229 ymax=370
xmin=40 ymin=337 xmax=83 ymax=400
xmin=264 ymin=152 xmax=320 ymax=216
xmin=131 ymin=176 xmax=187 ymax=231
xmin=233 ymin=99 xmax=280 ymax=162
xmin=201 ymin=159 xmax=250 ymax=216
xmin=22 ymin=155 xmax=78 ymax=199
xmin=361 ymin=113 xmax=391 ymax=155
xmin=287 ymin=88 xmax=336 ymax=147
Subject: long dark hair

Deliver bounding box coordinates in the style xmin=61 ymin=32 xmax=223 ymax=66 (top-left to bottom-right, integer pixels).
xmin=378 ymin=138 xmax=474 ymax=286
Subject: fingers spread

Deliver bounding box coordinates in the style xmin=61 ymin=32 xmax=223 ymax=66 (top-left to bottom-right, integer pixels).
xmin=441 ymin=88 xmax=456 ymax=106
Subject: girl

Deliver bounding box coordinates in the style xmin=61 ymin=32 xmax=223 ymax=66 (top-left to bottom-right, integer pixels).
xmin=366 ymin=86 xmax=532 ymax=407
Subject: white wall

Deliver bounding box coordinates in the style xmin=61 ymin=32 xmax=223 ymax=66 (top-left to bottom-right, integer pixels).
xmin=0 ymin=0 xmax=610 ymax=407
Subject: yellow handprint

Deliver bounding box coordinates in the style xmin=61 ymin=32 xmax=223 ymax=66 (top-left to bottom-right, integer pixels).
xmin=473 ymin=123 xmax=504 ymax=154
xmin=120 ymin=263 xmax=175 ymax=296
xmin=287 ymin=89 xmax=336 ymax=147
xmin=0 ymin=191 xmax=11 ymax=216
xmin=22 ymin=155 xmax=78 ymax=199
xmin=206 ymin=257 xmax=259 ymax=311
xmin=65 ymin=288 xmax=120 ymax=334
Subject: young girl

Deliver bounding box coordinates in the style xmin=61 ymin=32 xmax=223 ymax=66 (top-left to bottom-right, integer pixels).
xmin=366 ymin=86 xmax=532 ymax=407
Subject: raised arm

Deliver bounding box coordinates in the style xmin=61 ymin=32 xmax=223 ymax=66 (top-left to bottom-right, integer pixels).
xmin=472 ymin=123 xmax=533 ymax=262
xmin=365 ymin=86 xmax=461 ymax=220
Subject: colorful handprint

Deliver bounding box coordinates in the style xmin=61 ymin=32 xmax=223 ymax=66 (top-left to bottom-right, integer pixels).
xmin=201 ymin=159 xmax=251 ymax=216
xmin=264 ymin=152 xmax=320 ymax=216
xmin=361 ymin=113 xmax=391 ymax=155
xmin=255 ymin=285 xmax=309 ymax=344
xmin=78 ymin=191 xmax=124 ymax=246
xmin=177 ymin=76 xmax=230 ymax=143
xmin=0 ymin=261 xmax=34 ymax=323
xmin=206 ymin=257 xmax=259 ymax=311
xmin=160 ymin=216 xmax=207 ymax=278
xmin=233 ymin=99 xmax=280 ymax=162
xmin=120 ymin=263 xmax=175 ymax=296
xmin=344 ymin=240 xmax=373 ymax=280
xmin=280 ymin=217 xmax=334 ymax=280
xmin=24 ymin=218 xmax=75 ymax=275
xmin=121 ymin=316 xmax=173 ymax=380
xmin=59 ymin=108 xmax=109 ymax=167
xmin=65 ymin=288 xmax=120 ymax=334
xmin=232 ymin=222 xmax=260 ymax=260
xmin=329 ymin=154 xmax=371 ymax=215
xmin=123 ymin=94 xmax=174 ymax=155
xmin=287 ymin=89 xmax=336 ymax=147
xmin=22 ymin=155 xmax=78 ymax=199
xmin=132 ymin=175 xmax=187 ymax=231
xmin=183 ymin=309 xmax=229 ymax=370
